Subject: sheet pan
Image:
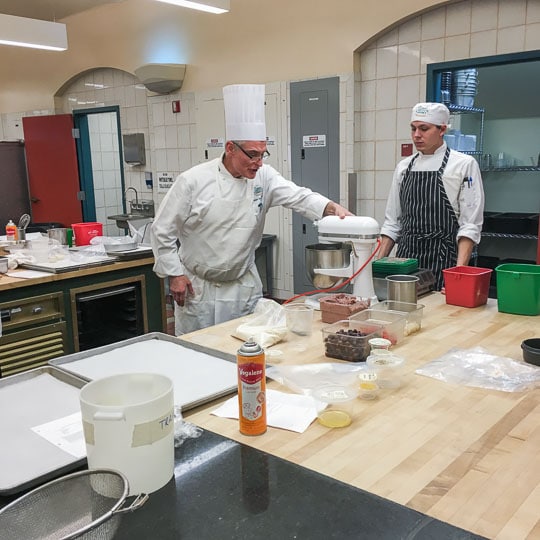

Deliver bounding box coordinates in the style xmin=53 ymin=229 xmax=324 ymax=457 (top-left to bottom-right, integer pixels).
xmin=49 ymin=332 xmax=238 ymax=412
xmin=0 ymin=367 xmax=87 ymax=495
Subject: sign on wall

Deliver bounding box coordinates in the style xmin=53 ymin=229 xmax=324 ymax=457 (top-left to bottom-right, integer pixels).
xmin=157 ymin=172 xmax=175 ymax=193
xmin=302 ymin=134 xmax=326 ymax=148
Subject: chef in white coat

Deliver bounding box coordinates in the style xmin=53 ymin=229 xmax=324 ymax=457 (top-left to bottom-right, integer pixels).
xmin=379 ymin=102 xmax=484 ymax=290
xmin=151 ymin=84 xmax=351 ymax=335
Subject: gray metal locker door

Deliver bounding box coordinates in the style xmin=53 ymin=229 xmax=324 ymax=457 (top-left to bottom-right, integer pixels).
xmin=290 ymin=77 xmax=339 ymax=293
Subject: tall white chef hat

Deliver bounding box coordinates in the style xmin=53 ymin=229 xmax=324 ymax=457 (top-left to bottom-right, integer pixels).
xmin=411 ymin=102 xmax=450 ymax=125
xmin=223 ymin=84 xmax=266 ymax=141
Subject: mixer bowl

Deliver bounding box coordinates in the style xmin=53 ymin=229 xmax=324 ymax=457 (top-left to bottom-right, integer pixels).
xmin=305 ymin=243 xmax=351 ymax=289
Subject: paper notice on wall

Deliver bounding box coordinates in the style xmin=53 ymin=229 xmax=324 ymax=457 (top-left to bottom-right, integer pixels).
xmin=302 ymin=134 xmax=326 ymax=148
xmin=266 ymin=136 xmax=276 ymax=146
xmin=157 ymin=172 xmax=175 ymax=193
xmin=206 ymin=138 xmax=224 ymax=148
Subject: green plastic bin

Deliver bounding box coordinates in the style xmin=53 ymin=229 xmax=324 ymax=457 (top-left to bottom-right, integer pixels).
xmin=496 ymin=263 xmax=540 ymax=316
xmin=372 ymin=257 xmax=418 ymax=277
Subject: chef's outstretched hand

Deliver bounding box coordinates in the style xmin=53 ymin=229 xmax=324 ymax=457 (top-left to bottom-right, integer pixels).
xmin=169 ymin=275 xmax=194 ymax=307
xmin=323 ymin=201 xmax=354 ymax=219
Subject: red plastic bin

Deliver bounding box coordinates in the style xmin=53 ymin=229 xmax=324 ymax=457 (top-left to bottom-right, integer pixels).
xmin=71 ymin=222 xmax=103 ymax=246
xmin=442 ymin=266 xmax=492 ymax=308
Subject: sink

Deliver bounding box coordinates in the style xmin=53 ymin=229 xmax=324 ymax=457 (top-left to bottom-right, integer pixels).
xmin=108 ymin=213 xmax=149 ymax=228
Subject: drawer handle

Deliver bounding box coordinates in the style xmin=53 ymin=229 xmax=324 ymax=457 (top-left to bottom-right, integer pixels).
xmin=32 ymin=306 xmax=43 ymax=315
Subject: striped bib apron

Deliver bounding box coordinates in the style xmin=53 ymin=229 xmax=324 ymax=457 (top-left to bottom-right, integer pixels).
xmin=396 ymin=147 xmax=458 ymax=290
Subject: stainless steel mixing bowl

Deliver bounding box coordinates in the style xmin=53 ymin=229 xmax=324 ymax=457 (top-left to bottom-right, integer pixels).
xmin=305 ymin=243 xmax=351 ymax=289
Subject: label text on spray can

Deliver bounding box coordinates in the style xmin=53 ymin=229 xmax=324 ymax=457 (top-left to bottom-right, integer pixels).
xmin=239 ymin=363 xmax=264 ymax=421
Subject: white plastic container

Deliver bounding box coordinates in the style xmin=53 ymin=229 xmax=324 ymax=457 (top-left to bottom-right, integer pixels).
xmin=79 ymin=373 xmax=175 ymax=495
xmin=366 ymin=353 xmax=405 ymax=389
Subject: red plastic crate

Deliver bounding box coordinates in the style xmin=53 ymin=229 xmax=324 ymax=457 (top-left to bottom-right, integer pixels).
xmin=442 ymin=266 xmax=492 ymax=308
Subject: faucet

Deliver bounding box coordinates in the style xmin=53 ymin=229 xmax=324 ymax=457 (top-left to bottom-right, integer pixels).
xmin=124 ymin=187 xmax=139 ymax=212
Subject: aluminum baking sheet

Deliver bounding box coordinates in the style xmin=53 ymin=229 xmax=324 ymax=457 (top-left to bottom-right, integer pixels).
xmin=21 ymin=256 xmax=115 ymax=273
xmin=0 ymin=367 xmax=88 ymax=495
xmin=50 ymin=332 xmax=238 ymax=412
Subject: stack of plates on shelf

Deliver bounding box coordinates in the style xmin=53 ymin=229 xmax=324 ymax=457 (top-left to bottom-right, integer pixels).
xmin=452 ymin=68 xmax=478 ymax=107
xmin=440 ymin=71 xmax=453 ymax=104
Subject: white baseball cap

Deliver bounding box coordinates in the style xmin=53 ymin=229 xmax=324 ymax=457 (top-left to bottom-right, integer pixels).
xmin=411 ymin=102 xmax=450 ymax=126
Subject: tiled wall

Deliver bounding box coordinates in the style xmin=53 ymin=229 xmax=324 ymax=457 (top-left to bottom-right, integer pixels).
xmin=87 ymin=112 xmax=123 ymax=236
xmin=355 ymin=0 xmax=540 ymax=227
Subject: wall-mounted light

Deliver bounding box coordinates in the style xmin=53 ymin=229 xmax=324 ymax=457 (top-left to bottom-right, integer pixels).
xmin=0 ymin=13 xmax=67 ymax=51
xmin=155 ymin=0 xmax=229 ymax=14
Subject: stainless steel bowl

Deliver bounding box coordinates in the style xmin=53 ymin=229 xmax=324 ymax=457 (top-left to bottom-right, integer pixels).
xmin=305 ymin=243 xmax=351 ymax=289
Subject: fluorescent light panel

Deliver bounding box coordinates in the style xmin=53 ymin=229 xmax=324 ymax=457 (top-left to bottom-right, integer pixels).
xmin=0 ymin=13 xmax=67 ymax=51
xmin=155 ymin=0 xmax=229 ymax=14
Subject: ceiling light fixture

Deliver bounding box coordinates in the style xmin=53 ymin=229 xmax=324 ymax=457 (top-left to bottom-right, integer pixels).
xmin=155 ymin=0 xmax=229 ymax=15
xmin=0 ymin=13 xmax=67 ymax=51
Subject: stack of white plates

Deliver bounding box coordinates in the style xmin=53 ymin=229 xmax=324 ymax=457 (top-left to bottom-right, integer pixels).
xmin=452 ymin=68 xmax=478 ymax=107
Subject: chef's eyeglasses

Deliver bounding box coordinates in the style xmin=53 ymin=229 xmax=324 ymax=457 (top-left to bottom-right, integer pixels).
xmin=233 ymin=141 xmax=270 ymax=162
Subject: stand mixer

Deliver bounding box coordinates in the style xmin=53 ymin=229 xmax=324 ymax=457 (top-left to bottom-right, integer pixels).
xmin=307 ymin=216 xmax=380 ymax=302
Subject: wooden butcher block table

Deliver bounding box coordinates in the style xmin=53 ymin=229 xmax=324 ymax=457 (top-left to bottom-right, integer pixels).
xmin=183 ymin=293 xmax=540 ymax=540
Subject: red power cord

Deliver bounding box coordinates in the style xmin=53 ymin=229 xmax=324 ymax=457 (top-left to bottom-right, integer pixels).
xmin=283 ymin=238 xmax=382 ymax=304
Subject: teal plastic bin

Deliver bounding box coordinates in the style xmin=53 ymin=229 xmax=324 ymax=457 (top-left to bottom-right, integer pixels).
xmin=495 ymin=263 xmax=540 ymax=316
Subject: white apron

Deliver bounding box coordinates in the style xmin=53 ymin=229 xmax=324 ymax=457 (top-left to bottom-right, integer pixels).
xmin=175 ymin=170 xmax=263 ymax=334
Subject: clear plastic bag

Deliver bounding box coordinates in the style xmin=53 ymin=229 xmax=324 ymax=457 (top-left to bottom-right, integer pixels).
xmin=266 ymin=362 xmax=371 ymax=395
xmin=173 ymin=405 xmax=202 ymax=447
xmin=232 ymin=298 xmax=288 ymax=348
xmin=415 ymin=346 xmax=540 ymax=392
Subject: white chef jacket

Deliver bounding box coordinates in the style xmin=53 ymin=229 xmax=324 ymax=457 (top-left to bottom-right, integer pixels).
xmin=152 ymin=155 xmax=329 ymax=280
xmin=380 ymin=143 xmax=484 ymax=245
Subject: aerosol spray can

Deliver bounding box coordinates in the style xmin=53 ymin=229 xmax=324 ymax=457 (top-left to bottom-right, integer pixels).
xmin=237 ymin=338 xmax=267 ymax=436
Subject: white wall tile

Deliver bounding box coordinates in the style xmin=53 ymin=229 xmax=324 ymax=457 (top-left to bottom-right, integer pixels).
xmin=359 ymin=141 xmax=375 ymax=170
xmin=470 ymin=30 xmax=497 ymax=57
xmin=499 ymin=0 xmax=527 ymax=27
xmin=165 ymin=125 xmax=178 ymax=148
xmin=359 ymin=171 xmax=375 ymax=199
xmin=396 ymin=75 xmax=421 ymax=108
xmin=358 ymin=199 xmax=375 ymax=217
xmin=124 ymin=85 xmax=136 ymax=108
xmin=376 ymin=46 xmax=398 ymax=79
xmin=397 ymin=42 xmax=421 ymax=77
xmin=421 ymin=9 xmax=446 ymax=41
xmin=152 ymin=102 xmax=165 ymax=127
xmin=527 ymin=0 xmax=540 ymax=23
xmin=360 ymin=49 xmax=377 ymax=81
xmin=446 ymin=2 xmax=471 ymax=36
xmin=420 ymin=39 xmax=445 ymax=73
xmin=399 ymin=18 xmax=421 ymax=44
xmin=374 ymin=170 xmax=394 ymax=199
xmin=375 ymin=140 xmax=396 ymax=171
xmin=377 ymin=28 xmax=398 ymax=47
xmin=357 ymin=110 xmax=375 ymax=142
xmin=359 ymin=80 xmax=376 ymax=111
xmin=375 ymin=109 xmax=397 ymax=141
xmin=166 ymin=149 xmax=180 ymax=171
xmin=397 ymin=108 xmax=413 ymax=140
xmin=445 ymin=34 xmax=471 ymax=61
xmin=497 ymin=25 xmax=526 ymax=53
xmin=373 ymin=199 xmax=388 ymax=226
xmin=375 ymin=78 xmax=397 ymax=110
xmin=525 ymin=22 xmax=540 ymax=48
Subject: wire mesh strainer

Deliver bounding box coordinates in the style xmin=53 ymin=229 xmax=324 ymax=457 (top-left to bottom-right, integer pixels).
xmin=0 ymin=469 xmax=148 ymax=540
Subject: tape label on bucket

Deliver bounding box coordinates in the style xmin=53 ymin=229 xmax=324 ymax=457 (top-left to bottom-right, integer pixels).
xmin=132 ymin=409 xmax=175 ymax=447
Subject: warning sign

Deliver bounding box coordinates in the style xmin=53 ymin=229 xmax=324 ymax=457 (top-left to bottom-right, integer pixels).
xmin=157 ymin=172 xmax=175 ymax=193
xmin=206 ymin=138 xmax=224 ymax=148
xmin=302 ymin=134 xmax=326 ymax=148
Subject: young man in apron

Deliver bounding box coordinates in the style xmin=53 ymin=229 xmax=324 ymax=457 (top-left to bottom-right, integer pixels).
xmin=151 ymin=84 xmax=351 ymax=334
xmin=379 ymin=102 xmax=484 ymax=290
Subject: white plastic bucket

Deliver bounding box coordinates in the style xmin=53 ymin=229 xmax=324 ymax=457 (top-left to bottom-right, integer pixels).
xmin=80 ymin=373 xmax=174 ymax=495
